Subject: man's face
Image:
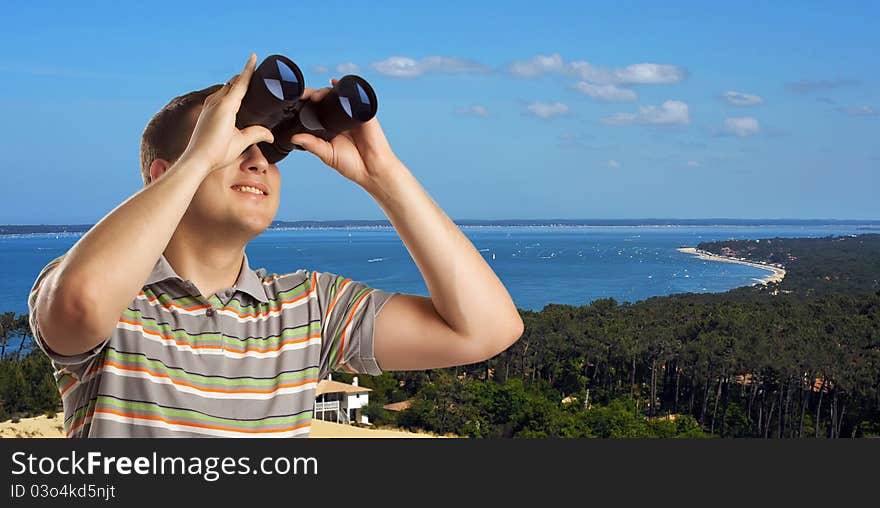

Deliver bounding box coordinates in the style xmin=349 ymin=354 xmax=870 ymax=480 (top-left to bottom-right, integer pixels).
xmin=183 ymin=106 xmax=282 ymax=239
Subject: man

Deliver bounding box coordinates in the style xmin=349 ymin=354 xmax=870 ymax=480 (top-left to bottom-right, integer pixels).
xmin=27 ymin=54 xmax=523 ymax=437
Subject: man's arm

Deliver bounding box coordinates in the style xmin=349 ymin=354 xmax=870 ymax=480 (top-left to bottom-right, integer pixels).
xmin=288 ymin=80 xmax=525 ymax=372
xmin=365 ymin=161 xmax=524 ymax=371
xmin=35 ymin=157 xmax=213 ymax=356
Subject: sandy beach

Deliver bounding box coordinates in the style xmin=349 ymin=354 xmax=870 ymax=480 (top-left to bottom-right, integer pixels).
xmin=677 ymin=247 xmax=786 ymax=285
xmin=0 ymin=413 xmax=443 ymax=438
xmin=0 ymin=414 xmax=65 ymax=438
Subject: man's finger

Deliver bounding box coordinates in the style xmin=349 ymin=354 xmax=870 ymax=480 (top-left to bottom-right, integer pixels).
xmin=310 ymin=86 xmax=334 ymax=102
xmin=230 ymin=53 xmax=256 ymax=99
xmin=291 ymin=133 xmax=333 ymax=166
xmin=300 ymin=86 xmax=318 ymax=101
xmin=204 ymin=80 xmax=231 ymax=105
xmin=216 ymin=75 xmax=237 ymax=97
xmin=241 ymin=125 xmax=274 ymax=147
xmin=206 ymin=85 xmax=225 ymax=101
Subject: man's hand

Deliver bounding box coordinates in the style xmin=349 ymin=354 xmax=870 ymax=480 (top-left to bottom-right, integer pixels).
xmin=290 ymin=78 xmax=401 ymax=189
xmin=178 ymin=53 xmax=275 ymax=173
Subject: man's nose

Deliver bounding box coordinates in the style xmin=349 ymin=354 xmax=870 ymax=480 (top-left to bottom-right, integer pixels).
xmin=241 ymin=144 xmax=270 ymax=173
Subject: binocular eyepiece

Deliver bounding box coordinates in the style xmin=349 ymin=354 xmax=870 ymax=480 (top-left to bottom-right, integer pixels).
xmin=235 ymin=54 xmax=378 ymax=164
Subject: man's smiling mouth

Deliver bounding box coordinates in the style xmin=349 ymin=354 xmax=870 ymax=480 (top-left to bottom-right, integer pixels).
xmin=230 ymin=183 xmax=269 ymax=196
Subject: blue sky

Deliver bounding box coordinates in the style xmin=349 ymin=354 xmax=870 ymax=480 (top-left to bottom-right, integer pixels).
xmin=1 ymin=0 xmax=877 ymax=223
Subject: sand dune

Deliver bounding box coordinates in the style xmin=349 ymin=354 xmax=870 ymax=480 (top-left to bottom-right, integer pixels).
xmin=0 ymin=414 xmax=65 ymax=438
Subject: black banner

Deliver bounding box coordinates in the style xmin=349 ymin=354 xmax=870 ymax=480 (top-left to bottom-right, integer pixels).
xmin=2 ymin=439 xmax=877 ymax=505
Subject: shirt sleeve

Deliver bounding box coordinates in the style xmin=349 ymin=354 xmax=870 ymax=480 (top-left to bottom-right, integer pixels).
xmin=27 ymin=255 xmax=110 ymax=367
xmin=312 ymin=270 xmax=397 ymax=379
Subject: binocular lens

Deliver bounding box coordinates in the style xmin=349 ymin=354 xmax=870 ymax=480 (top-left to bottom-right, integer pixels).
xmin=336 ymin=77 xmax=376 ymax=121
xmin=258 ymin=57 xmax=303 ymax=102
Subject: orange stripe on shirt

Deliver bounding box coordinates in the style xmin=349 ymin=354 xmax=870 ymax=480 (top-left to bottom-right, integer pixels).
xmin=335 ymin=289 xmax=373 ymax=367
xmin=141 ymin=293 xmax=212 ymax=312
xmin=66 ymin=410 xmax=94 ymax=437
xmin=59 ymin=378 xmax=77 ymax=396
xmin=325 ymin=277 xmax=352 ymax=322
xmin=217 ymin=285 xmax=316 ymax=318
xmin=92 ymin=408 xmax=312 ymax=434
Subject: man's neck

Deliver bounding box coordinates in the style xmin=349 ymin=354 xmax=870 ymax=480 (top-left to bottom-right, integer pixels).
xmin=163 ymin=227 xmax=248 ymax=299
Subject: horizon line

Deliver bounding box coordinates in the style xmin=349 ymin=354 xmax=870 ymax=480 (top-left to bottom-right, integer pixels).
xmin=3 ymin=217 xmax=880 ymax=228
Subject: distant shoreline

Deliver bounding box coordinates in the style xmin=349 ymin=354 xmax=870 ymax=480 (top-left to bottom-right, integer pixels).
xmin=677 ymin=247 xmax=786 ymax=285
xmin=2 ymin=219 xmax=879 ymax=237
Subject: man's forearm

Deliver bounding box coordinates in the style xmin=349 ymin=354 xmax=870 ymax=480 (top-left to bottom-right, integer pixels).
xmin=51 ymin=157 xmax=210 ymax=337
xmin=363 ymin=159 xmax=522 ymax=340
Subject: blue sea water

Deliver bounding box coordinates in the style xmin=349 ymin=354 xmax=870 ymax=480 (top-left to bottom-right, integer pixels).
xmin=2 ymin=224 xmax=876 ymax=315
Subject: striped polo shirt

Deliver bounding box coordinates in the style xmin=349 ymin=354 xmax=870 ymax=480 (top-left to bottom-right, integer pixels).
xmin=27 ymin=253 xmax=397 ymax=438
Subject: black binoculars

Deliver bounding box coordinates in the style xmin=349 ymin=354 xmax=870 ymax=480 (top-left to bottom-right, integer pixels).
xmin=235 ymin=54 xmax=378 ymax=164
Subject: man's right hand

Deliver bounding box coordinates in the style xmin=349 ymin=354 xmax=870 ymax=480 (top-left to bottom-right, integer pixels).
xmin=178 ymin=53 xmax=275 ymax=174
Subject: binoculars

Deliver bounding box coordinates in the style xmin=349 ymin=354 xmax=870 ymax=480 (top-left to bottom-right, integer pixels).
xmin=235 ymin=54 xmax=378 ymax=164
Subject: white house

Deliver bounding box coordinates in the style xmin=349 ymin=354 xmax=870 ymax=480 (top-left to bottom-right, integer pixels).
xmin=313 ymin=375 xmax=372 ymax=425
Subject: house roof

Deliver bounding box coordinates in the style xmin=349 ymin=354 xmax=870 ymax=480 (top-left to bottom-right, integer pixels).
xmin=382 ymin=399 xmax=414 ymax=412
xmin=315 ymin=379 xmax=372 ymax=396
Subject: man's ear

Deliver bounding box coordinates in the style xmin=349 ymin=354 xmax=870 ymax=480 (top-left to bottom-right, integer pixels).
xmin=149 ymin=158 xmax=172 ymax=184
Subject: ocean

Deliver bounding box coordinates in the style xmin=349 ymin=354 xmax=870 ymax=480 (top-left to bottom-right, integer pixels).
xmin=2 ymin=223 xmax=877 ymax=315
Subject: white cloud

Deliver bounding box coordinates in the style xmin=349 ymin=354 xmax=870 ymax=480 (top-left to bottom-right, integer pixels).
xmin=456 ymin=105 xmax=490 ymax=117
xmin=601 ymin=100 xmax=690 ymax=126
xmin=611 ymin=63 xmax=686 ymax=84
xmin=525 ymin=102 xmax=570 ymax=119
xmin=686 ymin=160 xmax=701 ymax=168
xmin=719 ymin=117 xmax=761 ymax=137
xmin=721 ymin=91 xmax=764 ymax=106
xmin=607 ymin=159 xmax=621 ymax=169
xmin=573 ymin=82 xmax=637 ymax=102
xmin=508 ymin=54 xmax=567 ymax=77
xmin=835 ymin=105 xmax=877 ymax=117
xmin=509 ymin=53 xmax=686 ymax=85
xmin=421 ymin=56 xmax=490 ymax=73
xmin=372 ymin=57 xmax=420 ymax=77
xmin=336 ymin=62 xmax=360 ymax=74
xmin=312 ymin=65 xmax=330 ymax=74
xmin=371 ymin=56 xmax=491 ymax=78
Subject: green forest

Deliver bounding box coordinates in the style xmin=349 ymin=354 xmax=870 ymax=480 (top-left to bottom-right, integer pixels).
xmin=3 ymin=234 xmax=879 ymax=438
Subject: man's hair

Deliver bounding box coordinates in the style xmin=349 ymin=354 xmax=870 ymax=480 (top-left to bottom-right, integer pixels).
xmin=139 ymin=83 xmax=223 ymax=185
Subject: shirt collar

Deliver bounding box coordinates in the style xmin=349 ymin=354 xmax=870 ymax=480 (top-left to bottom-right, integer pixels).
xmin=145 ymin=253 xmax=269 ymax=303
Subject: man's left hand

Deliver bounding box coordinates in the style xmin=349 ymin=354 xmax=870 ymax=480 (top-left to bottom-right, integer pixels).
xmin=292 ymin=78 xmax=400 ymax=189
